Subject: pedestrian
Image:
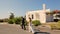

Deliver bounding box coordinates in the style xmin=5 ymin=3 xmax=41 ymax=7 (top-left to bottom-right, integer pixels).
xmin=21 ymin=17 xmax=26 ymax=30
xmin=28 ymin=17 xmax=34 ymax=33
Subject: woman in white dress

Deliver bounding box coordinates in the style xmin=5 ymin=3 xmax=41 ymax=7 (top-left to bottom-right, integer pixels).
xmin=28 ymin=17 xmax=34 ymax=33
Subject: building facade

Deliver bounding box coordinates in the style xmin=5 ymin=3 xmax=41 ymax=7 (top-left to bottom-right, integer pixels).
xmin=26 ymin=4 xmax=54 ymax=23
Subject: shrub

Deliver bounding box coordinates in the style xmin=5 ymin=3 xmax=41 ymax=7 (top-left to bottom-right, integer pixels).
xmin=32 ymin=20 xmax=41 ymax=26
xmin=8 ymin=19 xmax=14 ymax=24
xmin=14 ymin=17 xmax=22 ymax=24
xmin=25 ymin=20 xmax=28 ymax=26
xmin=8 ymin=17 xmax=22 ymax=24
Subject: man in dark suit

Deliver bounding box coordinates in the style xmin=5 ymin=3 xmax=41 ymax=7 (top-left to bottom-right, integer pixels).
xmin=21 ymin=17 xmax=26 ymax=30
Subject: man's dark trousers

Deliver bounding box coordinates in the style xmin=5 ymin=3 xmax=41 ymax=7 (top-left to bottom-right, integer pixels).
xmin=22 ymin=24 xmax=26 ymax=30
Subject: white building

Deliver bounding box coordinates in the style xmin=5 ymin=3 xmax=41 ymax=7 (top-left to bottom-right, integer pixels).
xmin=26 ymin=4 xmax=53 ymax=23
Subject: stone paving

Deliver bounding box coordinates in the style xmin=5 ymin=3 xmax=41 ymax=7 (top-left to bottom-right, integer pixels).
xmin=0 ymin=23 xmax=33 ymax=34
xmin=0 ymin=23 xmax=60 ymax=34
xmin=36 ymin=25 xmax=60 ymax=34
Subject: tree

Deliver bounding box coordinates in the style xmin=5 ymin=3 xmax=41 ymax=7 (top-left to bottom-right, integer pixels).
xmin=14 ymin=17 xmax=22 ymax=24
xmin=9 ymin=13 xmax=14 ymax=19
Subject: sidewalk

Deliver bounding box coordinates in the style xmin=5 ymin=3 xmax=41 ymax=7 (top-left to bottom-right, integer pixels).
xmin=0 ymin=23 xmax=33 ymax=34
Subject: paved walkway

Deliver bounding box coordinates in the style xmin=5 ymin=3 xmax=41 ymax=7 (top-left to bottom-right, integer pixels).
xmin=0 ymin=23 xmax=51 ymax=34
xmin=0 ymin=24 xmax=33 ymax=34
xmin=36 ymin=25 xmax=60 ymax=34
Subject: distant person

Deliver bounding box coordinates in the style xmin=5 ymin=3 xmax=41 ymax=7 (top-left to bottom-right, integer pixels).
xmin=21 ymin=17 xmax=26 ymax=30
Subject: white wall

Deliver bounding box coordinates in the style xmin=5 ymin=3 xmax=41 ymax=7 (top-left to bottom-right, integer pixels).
xmin=26 ymin=10 xmax=46 ymax=23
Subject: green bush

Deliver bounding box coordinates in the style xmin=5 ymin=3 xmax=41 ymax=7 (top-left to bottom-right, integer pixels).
xmin=8 ymin=17 xmax=22 ymax=24
xmin=8 ymin=19 xmax=14 ymax=24
xmin=32 ymin=20 xmax=41 ymax=26
xmin=8 ymin=16 xmax=28 ymax=26
xmin=14 ymin=17 xmax=22 ymax=24
xmin=25 ymin=20 xmax=28 ymax=26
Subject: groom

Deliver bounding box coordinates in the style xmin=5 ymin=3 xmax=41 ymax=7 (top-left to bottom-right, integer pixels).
xmin=21 ymin=17 xmax=26 ymax=30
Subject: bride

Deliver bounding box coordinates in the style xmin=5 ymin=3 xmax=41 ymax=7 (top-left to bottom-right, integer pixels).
xmin=28 ymin=17 xmax=35 ymax=33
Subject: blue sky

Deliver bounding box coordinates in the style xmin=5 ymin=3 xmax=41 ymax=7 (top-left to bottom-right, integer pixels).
xmin=0 ymin=0 xmax=60 ymax=19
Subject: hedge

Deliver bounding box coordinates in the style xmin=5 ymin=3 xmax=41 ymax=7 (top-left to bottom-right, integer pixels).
xmin=32 ymin=20 xmax=41 ymax=26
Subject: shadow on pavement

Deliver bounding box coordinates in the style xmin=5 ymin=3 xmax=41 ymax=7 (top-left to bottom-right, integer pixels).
xmin=34 ymin=32 xmax=50 ymax=34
